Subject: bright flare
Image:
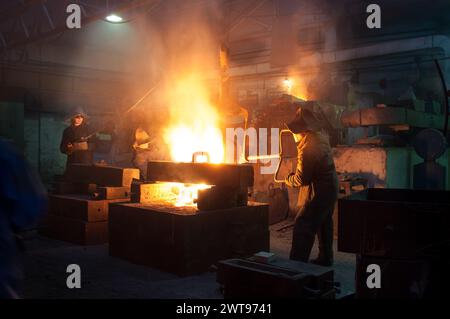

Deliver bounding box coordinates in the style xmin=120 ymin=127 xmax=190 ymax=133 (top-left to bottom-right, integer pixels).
xmin=283 ymin=78 xmax=293 ymax=93
xmin=167 ymin=125 xmax=224 ymax=163
xmin=162 ymin=74 xmax=224 ymax=207
xmin=164 ymin=73 xmax=224 ymax=164
xmin=283 ymin=76 xmax=309 ymax=101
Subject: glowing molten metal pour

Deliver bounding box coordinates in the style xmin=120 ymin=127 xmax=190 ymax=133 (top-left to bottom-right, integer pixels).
xmin=170 ymin=183 xmax=210 ymax=207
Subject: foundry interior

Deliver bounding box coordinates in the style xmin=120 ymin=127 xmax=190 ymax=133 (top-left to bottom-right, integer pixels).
xmin=0 ymin=0 xmax=450 ymax=299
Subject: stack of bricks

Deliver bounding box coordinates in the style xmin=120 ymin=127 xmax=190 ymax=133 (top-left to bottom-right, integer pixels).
xmin=41 ymin=164 xmax=139 ymax=245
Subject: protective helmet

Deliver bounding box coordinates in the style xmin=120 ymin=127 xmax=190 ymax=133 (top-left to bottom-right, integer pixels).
xmin=286 ymin=107 xmax=322 ymax=133
xmin=65 ymin=106 xmax=88 ymax=123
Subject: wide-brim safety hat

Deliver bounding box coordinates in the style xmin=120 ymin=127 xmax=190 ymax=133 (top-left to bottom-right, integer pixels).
xmin=286 ymin=107 xmax=322 ymax=133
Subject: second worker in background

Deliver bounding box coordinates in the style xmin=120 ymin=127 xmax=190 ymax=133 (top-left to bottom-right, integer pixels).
xmin=60 ymin=107 xmax=97 ymax=169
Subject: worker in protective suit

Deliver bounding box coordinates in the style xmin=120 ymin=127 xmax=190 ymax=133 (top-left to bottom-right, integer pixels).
xmin=284 ymin=107 xmax=339 ymax=266
xmin=60 ymin=107 xmax=97 ymax=169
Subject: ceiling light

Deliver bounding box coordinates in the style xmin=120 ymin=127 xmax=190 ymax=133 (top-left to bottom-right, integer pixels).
xmin=105 ymin=14 xmax=123 ymax=23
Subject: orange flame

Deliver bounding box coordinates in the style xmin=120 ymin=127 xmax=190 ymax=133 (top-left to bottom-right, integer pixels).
xmin=162 ymin=73 xmax=223 ymax=207
xmin=283 ymin=76 xmax=309 ymax=101
xmin=164 ymin=73 xmax=224 ymax=164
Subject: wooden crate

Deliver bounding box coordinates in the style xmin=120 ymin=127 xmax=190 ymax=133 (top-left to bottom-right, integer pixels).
xmin=109 ymin=202 xmax=269 ymax=276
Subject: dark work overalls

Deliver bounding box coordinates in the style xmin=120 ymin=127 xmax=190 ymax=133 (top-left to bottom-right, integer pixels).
xmin=285 ymin=131 xmax=338 ymax=263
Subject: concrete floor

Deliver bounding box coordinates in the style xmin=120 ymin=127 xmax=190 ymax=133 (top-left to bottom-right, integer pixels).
xmin=21 ymin=220 xmax=356 ymax=299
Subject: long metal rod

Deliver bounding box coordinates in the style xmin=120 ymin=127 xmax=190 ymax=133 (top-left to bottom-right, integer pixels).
xmin=247 ymin=154 xmax=280 ymax=161
xmin=81 ymin=81 xmax=161 ymax=140
xmin=243 ymin=130 xmax=294 ymax=182
xmin=124 ymin=82 xmax=160 ymax=115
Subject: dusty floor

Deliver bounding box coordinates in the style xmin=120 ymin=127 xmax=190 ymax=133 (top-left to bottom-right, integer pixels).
xmin=21 ymin=220 xmax=356 ymax=299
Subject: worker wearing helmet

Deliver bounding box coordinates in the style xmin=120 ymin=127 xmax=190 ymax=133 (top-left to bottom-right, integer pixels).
xmin=60 ymin=107 xmax=96 ymax=168
xmin=285 ymin=107 xmax=339 ymax=266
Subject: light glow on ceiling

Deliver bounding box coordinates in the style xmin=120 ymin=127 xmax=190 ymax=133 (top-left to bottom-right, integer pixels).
xmin=105 ymin=14 xmax=123 ymax=23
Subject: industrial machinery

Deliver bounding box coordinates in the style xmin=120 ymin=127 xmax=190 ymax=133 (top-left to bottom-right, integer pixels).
xmin=259 ymin=97 xmax=450 ymax=190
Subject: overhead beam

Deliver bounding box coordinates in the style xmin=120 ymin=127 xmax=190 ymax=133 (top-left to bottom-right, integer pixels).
xmin=0 ymin=0 xmax=161 ymax=53
xmin=222 ymin=0 xmax=268 ymax=39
